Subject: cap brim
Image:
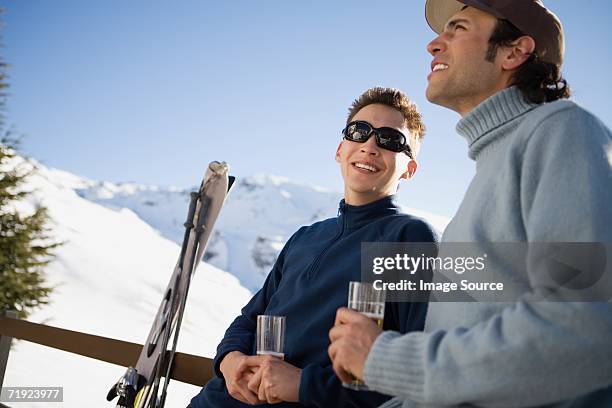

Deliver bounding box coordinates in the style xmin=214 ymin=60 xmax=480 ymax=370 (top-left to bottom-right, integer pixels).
xmin=425 ymin=0 xmax=466 ymax=33
xmin=426 ymin=0 xmax=508 ymax=33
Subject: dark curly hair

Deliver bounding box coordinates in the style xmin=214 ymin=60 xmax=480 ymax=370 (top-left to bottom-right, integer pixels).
xmin=486 ymin=19 xmax=571 ymax=104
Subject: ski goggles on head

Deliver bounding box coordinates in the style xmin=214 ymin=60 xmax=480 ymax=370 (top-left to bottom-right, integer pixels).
xmin=342 ymin=120 xmax=413 ymax=158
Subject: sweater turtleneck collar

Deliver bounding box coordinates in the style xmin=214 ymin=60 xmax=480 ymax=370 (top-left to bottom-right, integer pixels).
xmin=456 ymin=86 xmax=539 ymax=160
xmin=338 ymin=195 xmax=400 ymax=231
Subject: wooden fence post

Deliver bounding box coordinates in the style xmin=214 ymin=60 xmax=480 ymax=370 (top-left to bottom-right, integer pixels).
xmin=0 ymin=310 xmax=18 ymax=389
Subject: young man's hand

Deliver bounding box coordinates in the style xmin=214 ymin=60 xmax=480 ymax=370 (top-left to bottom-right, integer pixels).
xmin=246 ymin=355 xmax=302 ymax=404
xmin=219 ymin=351 xmax=264 ymax=405
xmin=328 ymin=307 xmax=383 ymax=384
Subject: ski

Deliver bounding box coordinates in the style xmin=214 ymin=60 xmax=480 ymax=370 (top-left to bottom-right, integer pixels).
xmin=107 ymin=161 xmax=235 ymax=408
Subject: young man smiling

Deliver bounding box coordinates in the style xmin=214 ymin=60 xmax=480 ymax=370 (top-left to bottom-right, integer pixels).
xmin=329 ymin=1 xmax=612 ymax=407
xmin=338 ymin=98 xmax=420 ymax=207
xmin=189 ymin=87 xmax=436 ymax=408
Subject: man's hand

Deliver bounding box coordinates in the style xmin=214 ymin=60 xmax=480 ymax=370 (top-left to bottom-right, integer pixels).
xmin=246 ymin=355 xmax=302 ymax=404
xmin=219 ymin=351 xmax=264 ymax=405
xmin=328 ymin=307 xmax=383 ymax=384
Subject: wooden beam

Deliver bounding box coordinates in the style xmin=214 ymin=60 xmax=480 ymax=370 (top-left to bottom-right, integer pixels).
xmin=0 ymin=316 xmax=213 ymax=387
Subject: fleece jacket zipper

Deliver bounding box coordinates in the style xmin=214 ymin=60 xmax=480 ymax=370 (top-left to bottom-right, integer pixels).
xmin=305 ymin=212 xmax=347 ymax=279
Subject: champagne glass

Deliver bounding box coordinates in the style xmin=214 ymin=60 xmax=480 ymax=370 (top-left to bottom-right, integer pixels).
xmin=343 ymin=281 xmax=386 ymax=391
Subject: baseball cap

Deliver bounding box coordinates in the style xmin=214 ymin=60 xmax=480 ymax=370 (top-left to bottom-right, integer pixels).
xmin=425 ymin=0 xmax=564 ymax=66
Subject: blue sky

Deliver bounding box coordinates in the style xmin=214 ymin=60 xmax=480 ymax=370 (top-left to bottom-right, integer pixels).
xmin=3 ymin=1 xmax=611 ymax=217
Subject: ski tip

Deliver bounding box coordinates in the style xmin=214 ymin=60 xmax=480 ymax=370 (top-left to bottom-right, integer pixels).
xmin=208 ymin=161 xmax=229 ymax=175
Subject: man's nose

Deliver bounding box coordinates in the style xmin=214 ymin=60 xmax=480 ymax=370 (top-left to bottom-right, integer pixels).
xmin=360 ymin=135 xmax=380 ymax=156
xmin=427 ymin=35 xmax=445 ymax=56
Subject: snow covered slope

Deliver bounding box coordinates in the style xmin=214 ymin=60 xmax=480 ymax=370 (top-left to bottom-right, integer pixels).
xmin=3 ymin=157 xmax=252 ymax=407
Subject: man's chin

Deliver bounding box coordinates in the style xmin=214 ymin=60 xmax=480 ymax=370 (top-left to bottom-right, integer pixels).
xmin=426 ymin=88 xmax=457 ymax=111
xmin=347 ymin=185 xmax=375 ymax=194
xmin=425 ymin=85 xmax=443 ymax=104
xmin=346 ymin=182 xmax=378 ymax=196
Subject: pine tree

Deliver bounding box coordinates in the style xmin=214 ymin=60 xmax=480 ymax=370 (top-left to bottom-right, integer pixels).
xmin=0 ymin=12 xmax=56 ymax=319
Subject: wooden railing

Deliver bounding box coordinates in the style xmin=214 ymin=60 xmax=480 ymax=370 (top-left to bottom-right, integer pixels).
xmin=0 ymin=314 xmax=214 ymax=389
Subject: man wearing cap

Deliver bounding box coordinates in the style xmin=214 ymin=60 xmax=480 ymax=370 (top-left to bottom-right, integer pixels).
xmin=328 ymin=1 xmax=612 ymax=406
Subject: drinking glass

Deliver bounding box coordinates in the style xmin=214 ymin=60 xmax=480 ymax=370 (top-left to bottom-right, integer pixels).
xmin=256 ymin=315 xmax=286 ymax=359
xmin=343 ymin=281 xmax=386 ymax=391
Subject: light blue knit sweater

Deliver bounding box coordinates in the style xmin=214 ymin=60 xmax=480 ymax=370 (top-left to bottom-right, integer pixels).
xmin=364 ymin=87 xmax=612 ymax=407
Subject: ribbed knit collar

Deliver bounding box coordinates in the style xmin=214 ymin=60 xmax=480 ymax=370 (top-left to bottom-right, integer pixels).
xmin=338 ymin=195 xmax=400 ymax=231
xmin=456 ymin=86 xmax=538 ymax=160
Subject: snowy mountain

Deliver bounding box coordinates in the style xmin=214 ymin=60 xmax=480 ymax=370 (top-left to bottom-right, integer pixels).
xmin=76 ymin=172 xmax=450 ymax=291
xmin=2 ymin=156 xmax=449 ymax=408
xmin=75 ymin=174 xmax=340 ymax=291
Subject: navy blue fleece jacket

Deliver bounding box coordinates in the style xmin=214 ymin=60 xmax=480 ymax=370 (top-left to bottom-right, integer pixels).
xmin=191 ymin=195 xmax=437 ymax=408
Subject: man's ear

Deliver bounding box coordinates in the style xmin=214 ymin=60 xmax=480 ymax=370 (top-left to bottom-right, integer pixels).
xmin=501 ymin=35 xmax=536 ymax=71
xmin=335 ymin=141 xmax=343 ymax=163
xmin=400 ymin=159 xmax=418 ymax=180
